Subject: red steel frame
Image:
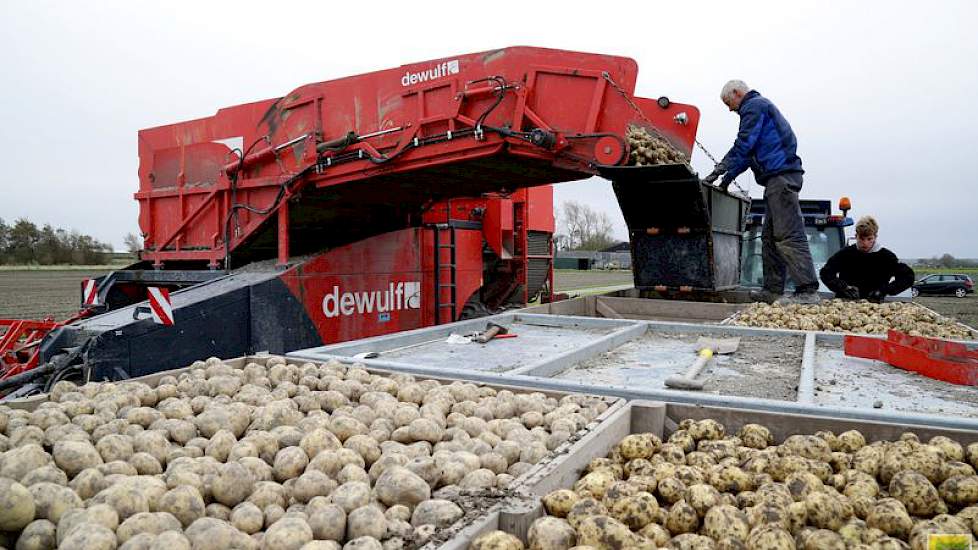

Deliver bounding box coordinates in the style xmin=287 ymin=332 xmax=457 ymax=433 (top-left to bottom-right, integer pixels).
xmin=845 ymin=329 xmax=978 ymax=386
xmin=0 ymin=319 xmax=60 ymax=379
xmin=135 ymin=47 xmax=699 ymax=268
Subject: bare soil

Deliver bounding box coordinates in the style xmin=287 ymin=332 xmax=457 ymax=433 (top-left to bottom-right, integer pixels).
xmin=0 ymin=269 xmax=111 ymax=320
xmin=916 ymin=295 xmax=978 ymax=332
xmin=554 ymin=269 xmax=632 ymax=292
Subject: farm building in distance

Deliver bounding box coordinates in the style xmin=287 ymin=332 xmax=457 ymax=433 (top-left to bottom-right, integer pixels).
xmin=555 ymin=242 xmax=631 ymax=270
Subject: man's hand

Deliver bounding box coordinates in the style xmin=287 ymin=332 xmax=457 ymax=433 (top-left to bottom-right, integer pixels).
xmin=701 ymin=163 xmax=727 ymax=186
xmin=867 ymin=288 xmax=886 ymax=303
xmin=841 ymin=285 xmax=860 ymax=300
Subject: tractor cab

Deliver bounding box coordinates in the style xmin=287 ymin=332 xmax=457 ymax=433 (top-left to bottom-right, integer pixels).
xmin=740 ymin=197 xmax=854 ymax=291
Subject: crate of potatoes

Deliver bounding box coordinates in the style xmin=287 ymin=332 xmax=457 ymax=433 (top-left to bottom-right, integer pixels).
xmin=0 ymin=354 xmax=623 ymax=550
xmin=449 ymin=400 xmax=978 ymax=550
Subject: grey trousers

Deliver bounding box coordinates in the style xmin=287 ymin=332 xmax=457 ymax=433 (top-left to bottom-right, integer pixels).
xmin=762 ymin=175 xmax=818 ymax=293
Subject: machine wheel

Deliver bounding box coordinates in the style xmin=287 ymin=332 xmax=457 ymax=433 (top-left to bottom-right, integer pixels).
xmin=911 ymin=287 xmax=919 ymax=298
xmin=955 ymin=287 xmax=967 ymax=298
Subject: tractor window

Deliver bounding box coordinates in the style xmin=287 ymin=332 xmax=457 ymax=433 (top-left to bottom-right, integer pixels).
xmin=740 ymin=225 xmax=846 ymax=291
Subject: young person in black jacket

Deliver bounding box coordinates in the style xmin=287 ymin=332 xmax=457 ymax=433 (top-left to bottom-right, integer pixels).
xmin=819 ymin=216 xmax=915 ymax=303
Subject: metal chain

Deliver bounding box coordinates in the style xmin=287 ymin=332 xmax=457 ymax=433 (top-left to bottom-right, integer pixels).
xmin=601 ymin=72 xmax=748 ymax=196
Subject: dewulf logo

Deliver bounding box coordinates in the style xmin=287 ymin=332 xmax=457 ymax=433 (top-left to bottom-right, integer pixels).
xmin=323 ymin=282 xmax=421 ymax=318
xmin=401 ymin=60 xmax=459 ymax=87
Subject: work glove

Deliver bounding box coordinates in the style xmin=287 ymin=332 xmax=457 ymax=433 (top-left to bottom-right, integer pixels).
xmin=701 ymin=163 xmax=726 ymax=185
xmin=867 ymin=288 xmax=887 ymax=303
xmin=841 ymin=284 xmax=860 ymax=300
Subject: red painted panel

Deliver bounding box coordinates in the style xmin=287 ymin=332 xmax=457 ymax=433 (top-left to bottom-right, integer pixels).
xmin=523 ymin=185 xmax=555 ymax=233
xmin=278 ymin=229 xmax=425 ymax=343
xmin=484 ymin=197 xmax=514 ymax=259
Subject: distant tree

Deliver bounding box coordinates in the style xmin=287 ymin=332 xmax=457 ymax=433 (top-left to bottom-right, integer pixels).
xmin=0 ymin=218 xmax=8 ymax=254
xmin=560 ymin=201 xmax=616 ymax=251
xmin=123 ymin=232 xmax=142 ymax=254
xmin=553 ymin=233 xmax=571 ymax=252
xmin=0 ymin=217 xmax=111 ymax=265
xmin=938 ymin=253 xmax=956 ymax=269
xmin=6 ymin=219 xmax=40 ymax=264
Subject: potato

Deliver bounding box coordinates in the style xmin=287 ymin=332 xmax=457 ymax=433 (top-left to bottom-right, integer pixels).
xmin=330 ymin=481 xmax=371 ymax=513
xmin=1 ymin=444 xmax=51 ymax=482
xmin=785 ymin=501 xmax=807 ymax=534
xmin=866 ymin=498 xmax=913 ymax=539
xmin=573 ymin=470 xmax=615 ymax=500
xmin=688 ymin=419 xmax=724 ymax=441
xmin=888 ymin=470 xmax=940 ymax=516
xmin=348 ymin=504 xmax=387 ymax=542
xmin=293 ymin=470 xmax=338 ymax=504
xmin=373 ymin=467 xmax=430 ymax=508
xmin=527 ymin=516 xmax=575 ymax=550
xmin=470 ymin=530 xmax=524 ymax=550
xmin=459 ymin=469 xmax=496 ymax=490
xmin=665 ymin=499 xmax=699 ymax=535
xmin=185 ymin=517 xmax=255 ymax=550
xmin=232 ymin=502 xmax=265 ymax=534
xmin=576 ymin=515 xmax=634 ymax=548
xmin=59 ymin=523 xmax=118 ymax=550
xmin=658 ymin=443 xmax=686 ymax=465
xmin=273 ymin=447 xmax=310 ymax=482
xmin=939 ymin=475 xmax=978 ymax=507
xmin=257 ymin=516 xmax=312 ymax=550
xmin=685 ymin=484 xmax=721 ymax=517
xmin=28 ymin=482 xmax=82 ymax=523
xmin=609 ymin=492 xmax=658 ymax=530
xmin=618 ymin=434 xmax=660 ymax=460
xmin=804 ymin=492 xmax=846 ymax=530
xmin=745 ymin=524 xmax=794 ymax=549
xmin=410 ymin=499 xmax=462 ymax=528
xmin=0 ymin=478 xmax=35 ymax=531
xmin=58 ymin=504 xmax=119 ymax=545
xmin=157 ymin=485 xmax=205 ymax=527
xmin=657 ymin=477 xmax=687 ymax=504
xmin=701 ymin=504 xmax=749 ymax=542
xmin=96 ymin=434 xmax=135 ymax=463
xmin=308 ymin=502 xmax=346 ymax=541
xmin=344 ymin=536 xmax=383 ymax=550
xmin=781 ymin=435 xmax=831 ymax=463
xmin=116 ymin=511 xmax=182 ymax=542
xmin=15 ymin=518 xmax=56 ymax=550
xmin=797 ymin=528 xmax=845 ymax=550
xmin=565 ymin=498 xmax=607 ymax=529
xmin=930 ymin=436 xmax=965 ymax=462
xmin=151 ymin=531 xmax=190 ymax=550
xmin=210 ymin=461 xmax=255 ymax=507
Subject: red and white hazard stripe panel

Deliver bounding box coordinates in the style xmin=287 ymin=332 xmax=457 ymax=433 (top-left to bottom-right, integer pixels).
xmin=82 ymin=279 xmax=98 ymax=306
xmin=147 ymin=287 xmax=174 ymax=326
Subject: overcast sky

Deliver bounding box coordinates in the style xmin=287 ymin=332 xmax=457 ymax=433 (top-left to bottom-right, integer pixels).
xmin=1 ymin=1 xmax=976 ymax=258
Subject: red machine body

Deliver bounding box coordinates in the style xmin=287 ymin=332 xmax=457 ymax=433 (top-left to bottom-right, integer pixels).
xmin=135 ymin=46 xmax=698 ymax=269
xmin=1 ymin=47 xmax=702 ymax=387
xmin=123 ymin=46 xmax=698 ymax=350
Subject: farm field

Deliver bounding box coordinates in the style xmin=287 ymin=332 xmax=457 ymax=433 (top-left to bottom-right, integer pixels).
xmin=0 ymin=268 xmax=975 ymax=330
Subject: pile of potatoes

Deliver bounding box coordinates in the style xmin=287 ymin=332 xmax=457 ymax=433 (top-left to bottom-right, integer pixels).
xmin=732 ymin=300 xmax=976 ymax=340
xmin=626 ymin=125 xmax=688 ymax=166
xmin=471 ymin=419 xmax=978 ymax=550
xmin=0 ymin=356 xmax=610 ymax=550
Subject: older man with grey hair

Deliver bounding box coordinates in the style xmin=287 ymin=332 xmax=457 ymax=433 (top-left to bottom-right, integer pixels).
xmin=703 ymin=80 xmax=819 ymax=304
